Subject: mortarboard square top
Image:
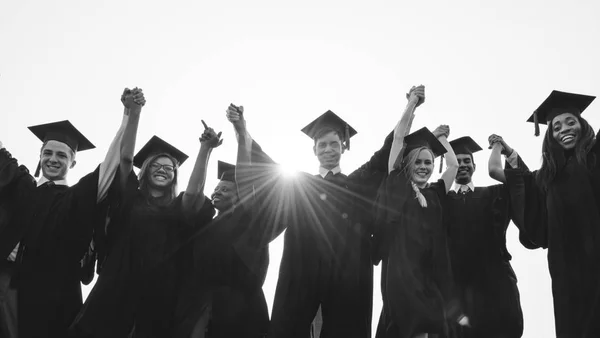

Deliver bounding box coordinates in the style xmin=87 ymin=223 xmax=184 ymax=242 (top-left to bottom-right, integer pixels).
xmin=218 ymin=160 xmax=236 ymax=182
xmin=133 ymin=136 xmax=188 ymax=169
xmin=403 ymin=127 xmax=447 ymax=158
xmin=527 ymin=90 xmax=596 ymax=136
xmin=301 ymin=110 xmax=358 ymax=150
xmin=449 ymin=136 xmax=482 ymax=156
xmin=28 ymin=120 xmax=95 ymax=152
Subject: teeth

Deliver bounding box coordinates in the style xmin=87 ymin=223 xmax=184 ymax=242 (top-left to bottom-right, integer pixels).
xmin=562 ymin=135 xmax=574 ymax=142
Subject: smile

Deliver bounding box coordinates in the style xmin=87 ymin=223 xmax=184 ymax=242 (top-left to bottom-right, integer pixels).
xmin=561 ymin=134 xmax=575 ymax=143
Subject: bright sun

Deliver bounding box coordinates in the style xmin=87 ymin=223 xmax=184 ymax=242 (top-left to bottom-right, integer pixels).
xmin=279 ymin=163 xmax=298 ymax=177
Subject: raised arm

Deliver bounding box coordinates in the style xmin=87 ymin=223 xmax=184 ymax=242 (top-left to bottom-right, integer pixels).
xmin=227 ymin=104 xmax=254 ymax=204
xmin=488 ymin=142 xmax=506 ymax=183
xmin=119 ymin=88 xmax=145 ymax=189
xmin=435 ymin=125 xmax=458 ymax=193
xmin=96 ymin=91 xmax=138 ymax=202
xmin=487 ymin=134 xmax=520 ymax=183
xmin=182 ymin=121 xmax=222 ymax=215
xmin=389 ymin=85 xmax=425 ymax=173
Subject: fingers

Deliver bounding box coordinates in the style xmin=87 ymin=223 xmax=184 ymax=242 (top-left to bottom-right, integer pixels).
xmin=201 ymin=120 xmax=209 ymax=129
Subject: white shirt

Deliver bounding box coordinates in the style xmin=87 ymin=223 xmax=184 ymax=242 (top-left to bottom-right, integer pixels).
xmin=451 ymin=181 xmax=475 ymax=193
xmin=319 ymin=166 xmax=342 ymax=178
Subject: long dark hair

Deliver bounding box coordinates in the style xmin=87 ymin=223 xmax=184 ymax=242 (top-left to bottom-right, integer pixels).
xmin=137 ymin=152 xmax=179 ymax=205
xmin=536 ymin=115 xmax=596 ymax=190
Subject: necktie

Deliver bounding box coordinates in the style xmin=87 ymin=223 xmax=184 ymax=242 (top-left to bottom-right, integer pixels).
xmin=324 ymin=171 xmax=334 ymax=180
xmin=460 ymin=186 xmax=470 ymax=194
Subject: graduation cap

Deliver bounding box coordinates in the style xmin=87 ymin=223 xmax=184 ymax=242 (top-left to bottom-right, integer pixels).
xmin=133 ymin=136 xmax=188 ymax=169
xmin=301 ymin=110 xmax=358 ymax=150
xmin=28 ymin=120 xmax=95 ymax=177
xmin=404 ymin=127 xmax=446 ymax=158
xmin=403 ymin=127 xmax=447 ymax=173
xmin=218 ymin=160 xmax=236 ymax=182
xmin=449 ymin=136 xmax=482 ymax=156
xmin=527 ymin=90 xmax=596 ymax=136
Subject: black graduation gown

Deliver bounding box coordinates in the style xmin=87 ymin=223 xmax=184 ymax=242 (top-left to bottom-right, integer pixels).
xmin=173 ymin=142 xmax=286 ymax=338
xmin=269 ymin=132 xmax=392 ymax=338
xmin=373 ymin=173 xmax=460 ymax=338
xmin=0 ymin=148 xmax=101 ymax=338
xmin=70 ymin=170 xmax=215 ymax=338
xmin=504 ymin=139 xmax=600 ymax=338
xmin=443 ymin=184 xmax=526 ymax=338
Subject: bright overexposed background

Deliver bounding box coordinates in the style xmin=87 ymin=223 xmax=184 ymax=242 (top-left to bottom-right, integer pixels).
xmin=2 ymin=1 xmax=600 ymax=336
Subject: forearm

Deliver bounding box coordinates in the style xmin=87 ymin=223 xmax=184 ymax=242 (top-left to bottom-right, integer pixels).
xmin=439 ymin=136 xmax=458 ymax=192
xmin=388 ymin=100 xmax=418 ymax=172
xmin=235 ymin=125 xmax=254 ymax=202
xmin=119 ymin=109 xmax=141 ymax=186
xmin=488 ymin=145 xmax=506 ymax=182
xmin=97 ymin=111 xmax=129 ymax=202
xmin=182 ymin=146 xmax=212 ymax=212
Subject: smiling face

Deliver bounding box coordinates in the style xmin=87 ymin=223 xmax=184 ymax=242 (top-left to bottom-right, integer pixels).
xmin=551 ymin=112 xmax=582 ymax=150
xmin=313 ymin=130 xmax=344 ymax=170
xmin=211 ymin=180 xmax=238 ymax=212
xmin=410 ymin=148 xmax=434 ymax=187
xmin=147 ymin=156 xmax=176 ymax=189
xmin=40 ymin=140 xmax=76 ymax=181
xmin=455 ymin=153 xmax=475 ymax=184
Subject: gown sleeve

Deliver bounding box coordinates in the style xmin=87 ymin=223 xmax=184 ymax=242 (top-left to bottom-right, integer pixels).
xmin=504 ymin=156 xmax=548 ymax=249
xmin=0 ymin=149 xmax=35 ymax=260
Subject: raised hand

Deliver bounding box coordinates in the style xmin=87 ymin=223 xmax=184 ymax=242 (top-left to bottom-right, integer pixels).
xmin=432 ymin=124 xmax=450 ymax=139
xmin=121 ymin=87 xmax=146 ymax=113
xmin=406 ymin=85 xmax=425 ymax=107
xmin=200 ymin=120 xmax=223 ymax=148
xmin=488 ymin=134 xmax=513 ymax=155
xmin=226 ymin=103 xmax=245 ymax=131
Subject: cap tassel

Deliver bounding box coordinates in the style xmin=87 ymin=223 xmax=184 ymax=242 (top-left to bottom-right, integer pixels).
xmin=533 ymin=110 xmax=540 ymax=137
xmin=34 ymin=161 xmax=41 ymax=177
xmin=439 ymin=155 xmax=444 ymax=173
xmin=345 ymin=124 xmax=350 ymax=150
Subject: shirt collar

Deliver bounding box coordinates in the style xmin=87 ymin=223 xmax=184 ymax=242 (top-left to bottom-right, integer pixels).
xmin=319 ymin=166 xmax=342 ymax=178
xmin=37 ymin=176 xmax=68 ymax=187
xmin=451 ymin=181 xmax=475 ymax=193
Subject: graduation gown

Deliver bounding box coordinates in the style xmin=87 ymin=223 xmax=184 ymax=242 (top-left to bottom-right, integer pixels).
xmin=504 ymin=140 xmax=600 ymax=338
xmin=373 ymin=173 xmax=460 ymax=338
xmin=0 ymin=148 xmax=101 ymax=338
xmin=71 ymin=170 xmax=215 ymax=338
xmin=443 ymin=183 xmax=527 ymax=338
xmin=269 ymin=132 xmax=392 ymax=338
xmin=174 ymin=142 xmax=286 ymax=338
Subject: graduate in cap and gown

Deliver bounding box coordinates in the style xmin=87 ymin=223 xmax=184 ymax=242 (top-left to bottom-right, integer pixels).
xmin=71 ymin=124 xmax=219 ymax=337
xmin=373 ymin=85 xmax=468 ymax=338
xmin=489 ymin=90 xmax=600 ymax=338
xmin=442 ymin=136 xmax=531 ymax=338
xmin=225 ymin=101 xmax=394 ymax=338
xmin=0 ymin=88 xmax=142 ymax=338
xmin=173 ymin=109 xmax=287 ymax=338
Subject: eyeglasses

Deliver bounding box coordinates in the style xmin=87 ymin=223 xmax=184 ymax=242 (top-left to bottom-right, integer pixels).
xmin=150 ymin=162 xmax=175 ymax=173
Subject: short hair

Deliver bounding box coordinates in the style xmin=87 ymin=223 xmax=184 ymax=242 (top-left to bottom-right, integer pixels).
xmin=313 ymin=127 xmax=344 ymax=146
xmin=40 ymin=140 xmax=76 ymax=162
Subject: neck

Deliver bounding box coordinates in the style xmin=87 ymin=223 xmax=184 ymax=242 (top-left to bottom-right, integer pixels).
xmin=414 ymin=182 xmax=427 ymax=189
xmin=147 ymin=187 xmax=166 ymax=198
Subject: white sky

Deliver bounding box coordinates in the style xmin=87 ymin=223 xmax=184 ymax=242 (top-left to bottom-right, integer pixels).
xmin=2 ymin=0 xmax=600 ymax=336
